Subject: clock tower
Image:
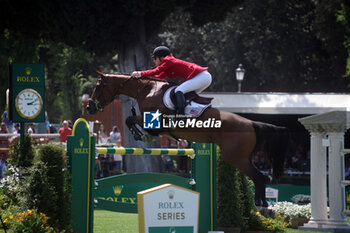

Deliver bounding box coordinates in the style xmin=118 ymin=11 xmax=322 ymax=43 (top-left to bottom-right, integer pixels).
xmin=9 ymin=63 xmax=45 ymax=123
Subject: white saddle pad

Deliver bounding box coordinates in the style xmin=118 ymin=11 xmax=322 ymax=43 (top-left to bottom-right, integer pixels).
xmin=163 ymin=86 xmax=211 ymax=118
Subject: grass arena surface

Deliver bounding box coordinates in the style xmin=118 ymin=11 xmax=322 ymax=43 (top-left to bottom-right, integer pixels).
xmin=94 ymin=210 xmax=350 ymax=233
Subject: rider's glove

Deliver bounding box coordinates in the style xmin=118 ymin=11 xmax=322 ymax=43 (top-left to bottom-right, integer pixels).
xmin=131 ymin=71 xmax=141 ymax=78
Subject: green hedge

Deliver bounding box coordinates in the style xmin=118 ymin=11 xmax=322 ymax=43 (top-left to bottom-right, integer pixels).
xmin=1 ymin=136 xmax=71 ymax=232
xmin=217 ymin=149 xmax=286 ymax=232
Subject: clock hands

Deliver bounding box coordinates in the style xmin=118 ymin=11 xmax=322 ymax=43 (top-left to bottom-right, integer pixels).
xmin=27 ymin=99 xmax=39 ymax=105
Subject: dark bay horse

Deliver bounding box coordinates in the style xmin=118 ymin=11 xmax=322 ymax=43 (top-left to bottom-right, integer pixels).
xmin=87 ymin=72 xmax=290 ymax=207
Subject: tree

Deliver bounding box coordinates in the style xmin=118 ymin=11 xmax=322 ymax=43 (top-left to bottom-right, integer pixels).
xmin=0 ymin=30 xmax=41 ymax=114
xmin=152 ymin=0 xmax=350 ymax=92
xmin=1 ymin=0 xmax=243 ymax=172
xmin=337 ymin=1 xmax=350 ymax=80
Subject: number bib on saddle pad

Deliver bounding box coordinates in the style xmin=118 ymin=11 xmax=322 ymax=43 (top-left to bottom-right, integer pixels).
xmin=163 ymin=86 xmax=213 ymax=117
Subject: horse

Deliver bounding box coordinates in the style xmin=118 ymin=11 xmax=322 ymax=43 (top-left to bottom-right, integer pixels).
xmin=87 ymin=72 xmax=290 ymax=207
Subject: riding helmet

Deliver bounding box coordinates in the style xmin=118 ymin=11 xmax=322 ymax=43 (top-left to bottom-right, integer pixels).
xmin=152 ymin=46 xmax=171 ymax=58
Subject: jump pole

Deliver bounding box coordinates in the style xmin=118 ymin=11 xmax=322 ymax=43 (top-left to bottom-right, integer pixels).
xmin=67 ymin=118 xmax=217 ymax=233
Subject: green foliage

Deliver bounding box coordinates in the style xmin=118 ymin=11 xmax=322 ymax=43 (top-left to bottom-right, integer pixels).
xmin=0 ymin=29 xmax=41 ymax=112
xmin=248 ymin=210 xmax=287 ymax=232
xmin=217 ymin=155 xmax=244 ymax=227
xmin=154 ymin=0 xmax=350 ymax=92
xmin=0 ymin=1 xmax=238 ymax=55
xmin=217 ymin=150 xmax=286 ymax=232
xmin=1 ymin=141 xmax=71 ymax=231
xmin=21 ymin=144 xmax=71 ymax=231
xmin=1 ymin=209 xmax=62 ymax=233
xmin=8 ymin=134 xmax=35 ymax=168
xmin=38 ymin=42 xmax=95 ymax=122
xmin=337 ymin=2 xmax=350 ymax=80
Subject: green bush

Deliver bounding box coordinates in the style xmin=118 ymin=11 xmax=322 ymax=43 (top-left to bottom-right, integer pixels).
xmin=217 ymin=152 xmax=244 ymax=228
xmin=1 ymin=137 xmax=72 ymax=232
xmin=217 ymin=149 xmax=286 ymax=232
xmin=8 ymin=134 xmax=35 ymax=168
xmin=20 ymin=144 xmax=71 ymax=231
xmin=1 ymin=134 xmax=36 ymax=206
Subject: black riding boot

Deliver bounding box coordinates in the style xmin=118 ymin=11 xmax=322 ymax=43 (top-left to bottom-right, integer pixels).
xmin=175 ymin=91 xmax=185 ymax=115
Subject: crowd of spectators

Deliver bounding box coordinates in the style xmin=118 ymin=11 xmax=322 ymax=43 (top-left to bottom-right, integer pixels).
xmin=95 ymin=123 xmax=123 ymax=178
xmin=252 ymin=144 xmax=311 ymax=175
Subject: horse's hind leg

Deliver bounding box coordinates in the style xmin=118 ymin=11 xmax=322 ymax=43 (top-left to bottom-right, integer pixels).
xmin=221 ymin=149 xmax=269 ymax=207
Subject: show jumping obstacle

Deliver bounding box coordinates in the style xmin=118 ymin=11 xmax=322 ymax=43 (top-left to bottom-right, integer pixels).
xmin=87 ymin=72 xmax=291 ymax=208
xmin=96 ymin=147 xmax=195 ymax=158
xmin=67 ymin=118 xmax=217 ymax=233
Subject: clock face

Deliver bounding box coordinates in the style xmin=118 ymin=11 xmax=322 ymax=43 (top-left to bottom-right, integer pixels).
xmin=15 ymin=89 xmax=43 ymax=119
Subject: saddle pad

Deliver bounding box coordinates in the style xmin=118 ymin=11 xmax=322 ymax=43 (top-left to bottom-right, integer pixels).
xmin=163 ymin=86 xmax=211 ymax=118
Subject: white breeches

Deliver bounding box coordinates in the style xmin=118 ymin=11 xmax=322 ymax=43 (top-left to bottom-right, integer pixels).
xmin=175 ymin=70 xmax=212 ymax=94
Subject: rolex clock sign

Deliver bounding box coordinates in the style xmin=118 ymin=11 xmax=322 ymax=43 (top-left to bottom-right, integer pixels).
xmin=9 ymin=63 xmax=45 ymax=122
xmin=137 ymin=184 xmax=200 ymax=233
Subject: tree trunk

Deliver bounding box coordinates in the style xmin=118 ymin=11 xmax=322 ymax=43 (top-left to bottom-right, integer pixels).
xmin=118 ymin=20 xmax=162 ymax=173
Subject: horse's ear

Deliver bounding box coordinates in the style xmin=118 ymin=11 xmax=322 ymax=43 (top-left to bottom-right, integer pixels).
xmin=96 ymin=70 xmax=105 ymax=78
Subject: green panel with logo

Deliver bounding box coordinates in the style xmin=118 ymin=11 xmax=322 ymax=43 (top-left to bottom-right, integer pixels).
xmin=149 ymin=226 xmax=194 ymax=233
xmin=67 ymin=119 xmax=95 ymax=233
xmin=9 ymin=63 xmax=45 ymax=122
xmin=94 ymin=173 xmax=191 ymax=213
xmin=191 ymin=143 xmax=217 ymax=233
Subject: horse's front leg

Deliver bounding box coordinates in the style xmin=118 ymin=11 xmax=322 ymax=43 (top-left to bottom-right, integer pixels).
xmin=125 ymin=115 xmax=157 ymax=143
xmin=126 ymin=115 xmax=144 ymax=141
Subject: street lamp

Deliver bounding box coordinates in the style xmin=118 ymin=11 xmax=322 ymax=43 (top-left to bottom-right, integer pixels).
xmin=235 ymin=64 xmax=245 ymax=93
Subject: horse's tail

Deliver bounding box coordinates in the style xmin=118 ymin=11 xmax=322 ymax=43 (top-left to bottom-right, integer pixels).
xmin=252 ymin=121 xmax=290 ymax=178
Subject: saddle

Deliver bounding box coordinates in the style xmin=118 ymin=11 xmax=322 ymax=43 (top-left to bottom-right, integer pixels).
xmin=163 ymin=86 xmax=213 ymax=117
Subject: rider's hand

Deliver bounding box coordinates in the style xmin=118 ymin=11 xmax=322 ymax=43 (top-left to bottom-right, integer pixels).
xmin=131 ymin=71 xmax=141 ymax=78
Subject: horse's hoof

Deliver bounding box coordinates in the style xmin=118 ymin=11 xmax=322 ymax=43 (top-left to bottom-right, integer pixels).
xmin=133 ymin=135 xmax=142 ymax=141
xmin=142 ymin=134 xmax=155 ymax=144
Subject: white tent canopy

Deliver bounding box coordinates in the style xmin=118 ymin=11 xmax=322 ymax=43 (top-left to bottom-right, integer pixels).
xmin=201 ymin=92 xmax=350 ymax=115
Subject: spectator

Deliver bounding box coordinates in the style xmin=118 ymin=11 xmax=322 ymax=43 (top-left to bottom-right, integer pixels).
xmin=68 ymin=120 xmax=73 ymax=129
xmin=27 ymin=123 xmax=35 ymax=134
xmin=37 ymin=111 xmax=50 ymax=133
xmin=289 ymin=145 xmax=304 ymax=170
xmin=14 ymin=123 xmax=20 ymax=134
xmin=58 ymin=120 xmax=72 ymax=143
xmin=109 ymin=126 xmax=120 ymax=144
xmin=98 ymin=123 xmax=108 ymax=144
xmin=2 ymin=110 xmax=13 ymax=133
xmin=49 ymin=124 xmax=57 ymax=133
xmin=0 ymin=123 xmax=8 ymax=133
xmin=0 ymin=153 xmax=7 ymax=179
xmin=112 ymin=138 xmax=123 ymax=172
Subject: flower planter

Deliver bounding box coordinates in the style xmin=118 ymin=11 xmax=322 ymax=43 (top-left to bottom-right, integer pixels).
xmin=217 ymin=227 xmax=241 ymax=233
xmin=290 ymin=217 xmax=309 ymax=229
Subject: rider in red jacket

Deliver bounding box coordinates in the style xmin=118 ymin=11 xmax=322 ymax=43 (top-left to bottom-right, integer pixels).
xmin=132 ymin=46 xmax=212 ymax=115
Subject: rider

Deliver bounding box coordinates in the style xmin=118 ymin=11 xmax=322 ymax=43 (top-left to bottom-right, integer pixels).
xmin=131 ymin=46 xmax=212 ymax=115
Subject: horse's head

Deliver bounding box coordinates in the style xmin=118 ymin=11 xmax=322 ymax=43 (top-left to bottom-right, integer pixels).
xmin=86 ymin=71 xmax=116 ymax=114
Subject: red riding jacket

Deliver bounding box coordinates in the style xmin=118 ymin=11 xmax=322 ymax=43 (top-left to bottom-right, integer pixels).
xmin=141 ymin=55 xmax=208 ymax=80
